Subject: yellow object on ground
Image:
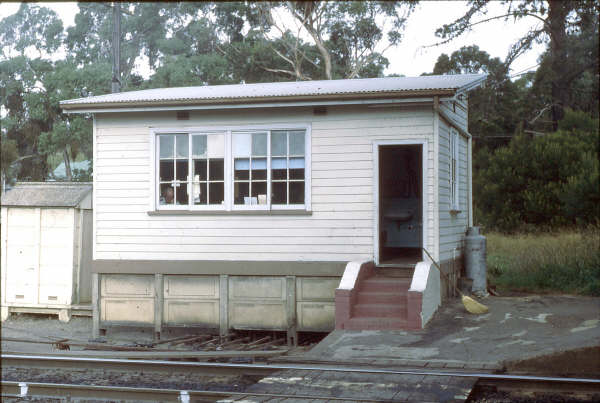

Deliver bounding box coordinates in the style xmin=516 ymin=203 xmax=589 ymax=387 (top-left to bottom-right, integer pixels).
xmin=422 ymin=248 xmax=489 ymax=315
xmin=462 ymin=295 xmax=489 ymax=314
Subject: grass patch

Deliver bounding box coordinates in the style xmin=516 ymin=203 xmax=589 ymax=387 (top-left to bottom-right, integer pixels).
xmin=486 ymin=227 xmax=600 ymax=296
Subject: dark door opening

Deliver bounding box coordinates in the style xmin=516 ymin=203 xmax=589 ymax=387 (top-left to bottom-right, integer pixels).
xmin=379 ymin=145 xmax=423 ymax=266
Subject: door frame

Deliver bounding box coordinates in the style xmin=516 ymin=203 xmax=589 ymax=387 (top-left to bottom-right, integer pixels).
xmin=373 ymin=139 xmax=428 ymax=265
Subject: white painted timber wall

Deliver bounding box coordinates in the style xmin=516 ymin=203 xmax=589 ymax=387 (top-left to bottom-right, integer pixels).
xmin=94 ymin=105 xmax=436 ymax=262
xmin=438 ymin=100 xmax=469 ymax=262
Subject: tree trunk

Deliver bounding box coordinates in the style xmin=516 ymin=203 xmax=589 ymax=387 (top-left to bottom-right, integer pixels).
xmin=548 ymin=0 xmax=570 ymax=130
xmin=63 ymin=148 xmax=72 ymax=181
xmin=112 ymin=2 xmax=121 ymax=93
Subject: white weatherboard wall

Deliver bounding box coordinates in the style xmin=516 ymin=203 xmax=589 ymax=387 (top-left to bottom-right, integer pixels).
xmin=438 ymin=100 xmax=469 ymax=262
xmin=93 ymin=105 xmax=436 ymax=262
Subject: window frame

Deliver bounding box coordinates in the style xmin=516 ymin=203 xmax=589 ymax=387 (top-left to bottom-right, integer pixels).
xmin=449 ymin=127 xmax=460 ymax=211
xmin=150 ymin=124 xmax=311 ymax=213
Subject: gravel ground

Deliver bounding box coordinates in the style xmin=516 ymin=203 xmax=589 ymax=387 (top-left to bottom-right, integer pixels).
xmin=2 ymin=366 xmax=261 ymax=392
xmin=1 ymin=313 xmax=154 ymax=353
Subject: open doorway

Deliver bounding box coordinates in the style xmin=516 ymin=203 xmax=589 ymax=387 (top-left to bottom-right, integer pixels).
xmin=378 ymin=144 xmax=423 ymax=266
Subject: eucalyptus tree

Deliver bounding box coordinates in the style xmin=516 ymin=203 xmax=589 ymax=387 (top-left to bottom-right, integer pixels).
xmin=434 ymin=0 xmax=599 ymax=130
xmin=248 ymin=1 xmax=417 ymax=80
xmin=0 ymin=3 xmax=64 ymax=181
xmin=0 ymin=3 xmax=109 ymax=182
xmin=66 ymin=2 xmax=182 ymax=90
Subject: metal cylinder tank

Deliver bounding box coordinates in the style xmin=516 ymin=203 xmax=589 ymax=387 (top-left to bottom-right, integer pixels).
xmin=465 ymin=227 xmax=487 ymax=295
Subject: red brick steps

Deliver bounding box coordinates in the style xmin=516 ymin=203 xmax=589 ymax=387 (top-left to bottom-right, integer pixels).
xmin=341 ymin=269 xmax=415 ymax=330
xmin=343 ymin=317 xmax=409 ymax=330
xmin=356 ymin=291 xmax=406 ymax=305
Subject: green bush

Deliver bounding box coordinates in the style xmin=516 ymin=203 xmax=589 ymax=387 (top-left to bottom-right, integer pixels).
xmin=474 ymin=110 xmax=600 ymax=232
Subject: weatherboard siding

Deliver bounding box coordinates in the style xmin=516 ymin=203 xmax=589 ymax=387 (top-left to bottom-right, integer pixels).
xmin=94 ymin=105 xmax=435 ymax=264
xmin=438 ymin=100 xmax=469 ymax=262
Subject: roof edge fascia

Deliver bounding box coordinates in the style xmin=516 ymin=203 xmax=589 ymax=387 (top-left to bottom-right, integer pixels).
xmin=61 ymin=90 xmax=454 ymax=114
xmin=456 ymin=74 xmax=488 ymax=96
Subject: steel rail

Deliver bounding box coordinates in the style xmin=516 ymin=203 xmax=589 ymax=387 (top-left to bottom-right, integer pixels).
xmin=3 ymin=353 xmax=600 ymax=385
xmin=1 ymin=381 xmax=384 ymax=402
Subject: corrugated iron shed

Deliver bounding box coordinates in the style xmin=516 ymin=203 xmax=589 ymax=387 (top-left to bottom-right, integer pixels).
xmin=1 ymin=182 xmax=92 ymax=207
xmin=61 ymin=74 xmax=486 ymax=110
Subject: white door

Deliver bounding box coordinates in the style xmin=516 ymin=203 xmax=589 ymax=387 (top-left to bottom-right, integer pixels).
xmin=39 ymin=209 xmax=74 ymax=305
xmin=5 ymin=208 xmax=39 ymax=304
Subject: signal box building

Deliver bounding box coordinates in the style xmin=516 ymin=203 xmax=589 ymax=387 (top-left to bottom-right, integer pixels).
xmin=60 ymin=75 xmax=485 ymax=341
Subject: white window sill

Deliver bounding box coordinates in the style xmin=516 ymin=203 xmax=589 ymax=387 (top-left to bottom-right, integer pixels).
xmin=148 ymin=209 xmax=312 ymax=216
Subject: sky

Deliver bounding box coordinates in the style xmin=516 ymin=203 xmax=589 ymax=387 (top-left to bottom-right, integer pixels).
xmin=0 ymin=1 xmax=547 ymax=79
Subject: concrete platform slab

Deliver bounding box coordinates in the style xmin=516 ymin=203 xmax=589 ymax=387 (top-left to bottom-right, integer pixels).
xmin=250 ymin=296 xmax=598 ymax=403
xmin=303 ymin=296 xmax=600 ymax=371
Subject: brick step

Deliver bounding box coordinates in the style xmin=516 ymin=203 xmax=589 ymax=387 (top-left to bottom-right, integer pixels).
xmin=353 ymin=303 xmax=407 ymax=318
xmin=360 ymin=276 xmax=411 ymax=293
xmin=375 ymin=268 xmax=415 ymax=278
xmin=356 ymin=291 xmax=406 ymax=305
xmin=343 ymin=316 xmax=408 ymax=331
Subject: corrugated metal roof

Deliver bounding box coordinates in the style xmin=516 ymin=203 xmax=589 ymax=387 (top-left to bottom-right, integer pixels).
xmin=1 ymin=182 xmax=92 ymax=207
xmin=60 ymin=74 xmax=486 ymax=109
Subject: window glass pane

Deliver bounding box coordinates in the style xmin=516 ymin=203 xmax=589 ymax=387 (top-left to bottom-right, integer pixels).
xmin=159 ymin=160 xmax=174 ymax=181
xmin=289 ymin=131 xmax=305 ymax=155
xmin=176 ymin=134 xmax=188 ymax=158
xmin=175 ymin=184 xmax=188 ymax=205
xmin=289 ymin=157 xmax=304 ymax=168
xmin=193 ymin=182 xmax=207 ymax=204
xmin=234 ymin=158 xmax=249 ymax=180
xmin=159 ymin=135 xmax=174 ymax=158
xmin=209 ymin=182 xmax=224 ymax=204
xmin=209 ymin=159 xmax=224 ymax=181
xmin=160 ymin=184 xmax=175 ymax=205
xmin=272 ymin=157 xmax=287 ymax=180
xmin=252 ymin=158 xmax=267 ymax=180
xmin=233 ymin=132 xmax=251 ymax=157
xmin=272 ymin=182 xmax=287 ymax=204
xmin=289 ymin=157 xmax=305 ymax=179
xmin=192 ymin=135 xmax=207 ymax=157
xmin=290 ymin=168 xmax=304 ymax=180
xmin=207 ymin=134 xmax=224 ymax=158
xmin=271 ymin=131 xmax=287 ymax=156
xmin=176 ymin=160 xmax=188 ymax=181
xmin=252 ymin=181 xmax=267 ymax=204
xmin=234 ymin=182 xmax=249 ymax=205
xmin=252 ymin=132 xmax=267 ymax=156
xmin=193 ymin=160 xmax=207 ymax=181
xmin=289 ymin=181 xmax=305 ymax=204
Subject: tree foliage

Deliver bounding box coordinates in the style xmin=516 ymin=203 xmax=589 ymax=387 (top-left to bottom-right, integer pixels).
xmin=435 ymin=0 xmax=599 ymax=129
xmin=2 ymin=1 xmax=599 ymax=232
xmin=474 ymin=110 xmax=600 ymax=231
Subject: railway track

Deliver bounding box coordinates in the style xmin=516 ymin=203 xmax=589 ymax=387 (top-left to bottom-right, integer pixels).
xmin=3 ymin=353 xmax=599 ymax=402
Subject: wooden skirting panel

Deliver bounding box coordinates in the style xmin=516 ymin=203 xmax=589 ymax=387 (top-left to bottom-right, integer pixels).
xmin=94 ymin=273 xmax=340 ymax=340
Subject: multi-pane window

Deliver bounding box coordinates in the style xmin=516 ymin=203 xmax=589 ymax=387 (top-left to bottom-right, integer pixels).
xmin=233 ymin=132 xmax=268 ymax=205
xmin=158 ymin=133 xmax=225 ymax=207
xmin=191 ymin=134 xmax=225 ymax=205
xmin=155 ymin=128 xmax=308 ymax=210
xmin=271 ymin=130 xmax=305 ymax=205
xmin=159 ymin=134 xmax=189 ymax=205
xmin=450 ymin=128 xmax=459 ymax=210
